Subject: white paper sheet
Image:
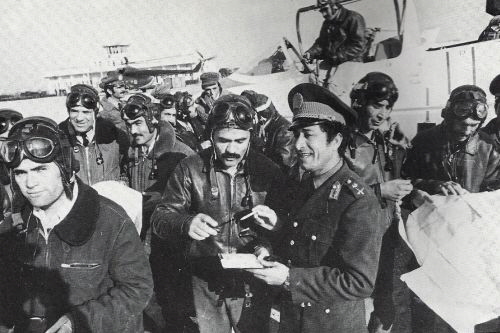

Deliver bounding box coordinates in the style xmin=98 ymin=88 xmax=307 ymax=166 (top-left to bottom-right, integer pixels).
xmin=400 ymin=190 xmax=500 ymax=332
xmin=219 ymin=253 xmax=264 ymax=269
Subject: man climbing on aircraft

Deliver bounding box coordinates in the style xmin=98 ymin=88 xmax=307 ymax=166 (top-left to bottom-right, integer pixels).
xmin=303 ymin=0 xmax=366 ymax=87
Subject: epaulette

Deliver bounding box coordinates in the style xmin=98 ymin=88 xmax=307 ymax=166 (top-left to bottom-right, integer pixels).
xmin=345 ymin=177 xmax=366 ymax=198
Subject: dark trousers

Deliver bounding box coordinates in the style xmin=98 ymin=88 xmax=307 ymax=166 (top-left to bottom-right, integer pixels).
xmin=372 ymin=209 xmax=414 ymax=333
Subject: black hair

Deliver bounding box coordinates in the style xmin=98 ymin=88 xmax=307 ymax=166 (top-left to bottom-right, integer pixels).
xmin=318 ymin=121 xmax=345 ymax=143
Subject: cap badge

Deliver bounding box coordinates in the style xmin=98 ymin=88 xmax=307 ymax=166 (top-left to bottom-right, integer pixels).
xmin=293 ymin=93 xmax=304 ymax=111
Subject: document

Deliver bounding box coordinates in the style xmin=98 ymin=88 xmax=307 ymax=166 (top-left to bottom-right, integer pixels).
xmin=400 ymin=191 xmax=500 ymax=333
xmin=219 ymin=253 xmax=264 ymax=269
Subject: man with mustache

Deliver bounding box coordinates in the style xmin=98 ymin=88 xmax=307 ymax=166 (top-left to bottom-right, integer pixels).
xmin=152 ymin=94 xmax=285 ymax=333
xmin=121 ymin=93 xmax=193 ymax=332
xmin=99 ymin=72 xmax=129 ymax=135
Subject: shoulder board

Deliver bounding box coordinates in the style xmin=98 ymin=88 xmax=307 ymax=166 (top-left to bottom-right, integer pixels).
xmin=344 ymin=177 xmax=366 ymax=198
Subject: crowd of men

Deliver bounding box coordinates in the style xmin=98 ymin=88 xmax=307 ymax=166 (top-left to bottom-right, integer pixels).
xmin=0 ymin=0 xmax=499 ymax=331
xmin=0 ymin=63 xmax=498 ymax=333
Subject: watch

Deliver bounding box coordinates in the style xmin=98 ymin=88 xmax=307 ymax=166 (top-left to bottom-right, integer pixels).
xmin=282 ymin=271 xmax=291 ymax=291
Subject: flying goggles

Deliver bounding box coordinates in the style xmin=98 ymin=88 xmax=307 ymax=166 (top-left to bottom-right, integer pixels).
xmin=449 ymin=101 xmax=488 ymax=119
xmin=0 ymin=114 xmax=22 ymax=135
xmin=176 ymin=93 xmax=194 ymax=111
xmin=0 ymin=121 xmax=60 ymax=167
xmin=160 ymin=95 xmax=175 ymax=109
xmin=211 ymin=101 xmax=255 ymax=131
xmin=66 ymin=92 xmax=98 ymax=110
xmin=448 ymin=90 xmax=488 ymax=119
xmin=121 ymin=94 xmax=151 ymax=120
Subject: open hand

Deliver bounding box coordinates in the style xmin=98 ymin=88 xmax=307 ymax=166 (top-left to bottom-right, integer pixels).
xmin=246 ymin=258 xmax=289 ymax=286
xmin=381 ymin=179 xmax=413 ymax=201
xmin=434 ymin=181 xmax=468 ymax=196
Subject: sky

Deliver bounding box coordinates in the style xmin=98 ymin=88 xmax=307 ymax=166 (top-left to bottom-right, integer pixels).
xmin=0 ymin=0 xmax=491 ymax=94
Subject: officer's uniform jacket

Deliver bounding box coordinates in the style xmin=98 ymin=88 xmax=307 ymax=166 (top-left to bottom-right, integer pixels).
xmin=273 ymin=162 xmax=384 ymax=333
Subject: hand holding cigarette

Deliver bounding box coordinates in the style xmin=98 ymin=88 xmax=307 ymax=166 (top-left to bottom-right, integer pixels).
xmin=251 ymin=205 xmax=278 ymax=230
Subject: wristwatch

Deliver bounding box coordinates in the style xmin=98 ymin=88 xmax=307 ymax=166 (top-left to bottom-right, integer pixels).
xmin=282 ymin=271 xmax=291 ymax=291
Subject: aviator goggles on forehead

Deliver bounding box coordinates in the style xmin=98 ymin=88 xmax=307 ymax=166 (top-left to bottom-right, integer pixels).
xmin=66 ymin=92 xmax=98 ymax=110
xmin=1 ymin=136 xmax=58 ymax=166
xmin=122 ymin=101 xmax=149 ymax=120
xmin=176 ymin=94 xmax=194 ymax=112
xmin=449 ymin=100 xmax=488 ymax=119
xmin=160 ymin=96 xmax=175 ymax=109
xmin=211 ymin=101 xmax=254 ymax=130
xmin=448 ymin=90 xmax=488 ymax=119
xmin=0 ymin=115 xmax=22 ymax=135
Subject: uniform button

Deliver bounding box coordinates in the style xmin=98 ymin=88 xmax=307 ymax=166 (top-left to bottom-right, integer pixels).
xmin=290 ymin=240 xmax=295 ymax=246
xmin=300 ymin=302 xmax=306 ymax=308
xmin=347 ymin=179 xmax=352 ymax=184
xmin=311 ymin=235 xmax=317 ymax=241
xmin=287 ymin=259 xmax=292 ymax=265
xmin=307 ymin=302 xmax=311 ymax=307
xmin=325 ymin=308 xmax=330 ymax=314
xmin=293 ymin=221 xmax=298 ymax=228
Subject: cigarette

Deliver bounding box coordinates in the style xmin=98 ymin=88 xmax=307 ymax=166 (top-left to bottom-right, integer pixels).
xmin=240 ymin=211 xmax=257 ymax=221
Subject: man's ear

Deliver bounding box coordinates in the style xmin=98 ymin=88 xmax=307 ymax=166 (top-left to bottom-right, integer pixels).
xmin=331 ymin=132 xmax=343 ymax=150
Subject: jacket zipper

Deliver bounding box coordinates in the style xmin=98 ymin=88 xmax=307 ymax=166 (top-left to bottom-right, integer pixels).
xmin=45 ymin=228 xmax=52 ymax=268
xmin=229 ymin=174 xmax=235 ymax=253
xmin=84 ymin=146 xmax=91 ymax=185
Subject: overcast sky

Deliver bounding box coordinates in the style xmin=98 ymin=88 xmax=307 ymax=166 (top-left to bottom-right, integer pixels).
xmin=0 ymin=0 xmax=490 ymax=94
